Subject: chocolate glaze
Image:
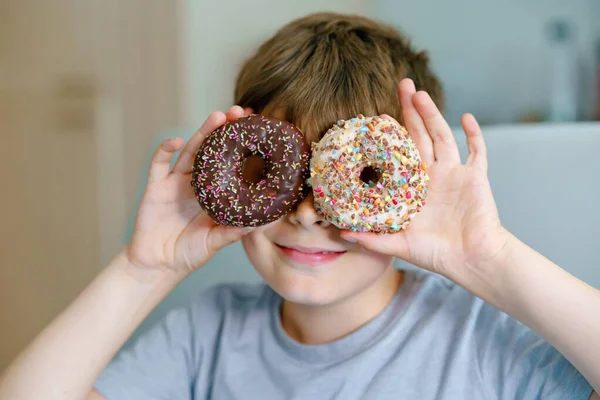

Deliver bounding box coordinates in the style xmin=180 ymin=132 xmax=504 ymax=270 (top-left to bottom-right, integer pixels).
xmin=191 ymin=115 xmax=310 ymax=227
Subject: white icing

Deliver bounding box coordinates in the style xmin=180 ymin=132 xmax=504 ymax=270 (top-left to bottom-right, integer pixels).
xmin=310 ymin=115 xmax=428 ymax=233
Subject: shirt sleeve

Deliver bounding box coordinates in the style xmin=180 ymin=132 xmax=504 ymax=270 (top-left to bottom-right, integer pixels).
xmin=475 ymin=303 xmax=593 ymax=400
xmin=94 ymin=304 xmax=198 ymax=400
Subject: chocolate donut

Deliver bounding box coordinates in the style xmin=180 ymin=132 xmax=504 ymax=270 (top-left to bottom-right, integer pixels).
xmin=191 ymin=115 xmax=310 ymax=227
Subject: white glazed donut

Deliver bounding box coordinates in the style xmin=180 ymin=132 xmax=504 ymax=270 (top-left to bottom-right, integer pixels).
xmin=310 ymin=115 xmax=428 ymax=233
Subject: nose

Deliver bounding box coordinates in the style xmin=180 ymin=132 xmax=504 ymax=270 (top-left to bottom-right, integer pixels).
xmin=287 ymin=193 xmax=330 ymax=229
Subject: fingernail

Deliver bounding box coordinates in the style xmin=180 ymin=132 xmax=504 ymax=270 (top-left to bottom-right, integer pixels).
xmin=243 ymin=227 xmax=254 ymax=234
xmin=342 ymin=235 xmax=357 ymax=243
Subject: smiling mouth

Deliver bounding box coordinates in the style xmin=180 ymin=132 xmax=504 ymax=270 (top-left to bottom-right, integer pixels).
xmin=275 ymin=244 xmax=347 ymax=266
xmin=275 ymin=244 xmax=346 ymax=254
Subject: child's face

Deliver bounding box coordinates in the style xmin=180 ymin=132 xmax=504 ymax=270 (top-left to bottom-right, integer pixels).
xmin=241 ymin=195 xmax=394 ymax=305
xmin=241 ymin=111 xmax=394 ymax=306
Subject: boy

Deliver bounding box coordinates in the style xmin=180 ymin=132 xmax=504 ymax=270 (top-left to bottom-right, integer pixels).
xmin=0 ymin=12 xmax=598 ymax=400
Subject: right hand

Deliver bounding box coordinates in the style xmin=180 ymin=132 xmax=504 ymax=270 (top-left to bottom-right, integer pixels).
xmin=126 ymin=106 xmax=254 ymax=275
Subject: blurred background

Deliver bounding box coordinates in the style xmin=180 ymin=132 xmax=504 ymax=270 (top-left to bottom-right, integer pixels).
xmin=1 ymin=0 xmax=599 ymax=371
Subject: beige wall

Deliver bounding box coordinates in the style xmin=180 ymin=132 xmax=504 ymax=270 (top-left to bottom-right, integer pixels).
xmin=0 ymin=0 xmax=100 ymax=371
xmin=0 ymin=0 xmax=181 ymax=370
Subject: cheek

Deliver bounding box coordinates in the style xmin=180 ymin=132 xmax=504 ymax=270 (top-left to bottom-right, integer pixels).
xmin=241 ymin=230 xmax=268 ymax=263
xmin=241 ymin=221 xmax=281 ymax=270
xmin=357 ymin=249 xmax=395 ymax=272
xmin=342 ymin=248 xmax=394 ymax=284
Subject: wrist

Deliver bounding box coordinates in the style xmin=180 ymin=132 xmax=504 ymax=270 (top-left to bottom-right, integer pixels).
xmin=469 ymin=226 xmax=515 ymax=274
xmin=446 ymin=227 xmax=517 ymax=297
xmin=118 ymin=247 xmax=190 ymax=288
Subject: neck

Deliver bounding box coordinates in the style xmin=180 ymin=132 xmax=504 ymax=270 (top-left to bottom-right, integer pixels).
xmin=280 ymin=267 xmax=404 ymax=345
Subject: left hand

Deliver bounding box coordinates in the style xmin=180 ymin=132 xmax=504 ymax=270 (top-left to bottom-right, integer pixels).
xmin=340 ymin=79 xmax=510 ymax=278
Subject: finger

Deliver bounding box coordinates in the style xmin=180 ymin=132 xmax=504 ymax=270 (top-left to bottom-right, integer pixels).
xmin=461 ymin=113 xmax=487 ymax=169
xmin=147 ymin=137 xmax=184 ymax=184
xmin=225 ymin=105 xmax=245 ymax=121
xmin=340 ymin=231 xmax=410 ymax=259
xmin=412 ymin=91 xmax=461 ymax=165
xmin=206 ymin=225 xmax=254 ymax=254
xmin=398 ymin=79 xmax=435 ymax=165
xmin=243 ymin=107 xmax=254 ymax=116
xmin=172 ymin=111 xmax=227 ymax=174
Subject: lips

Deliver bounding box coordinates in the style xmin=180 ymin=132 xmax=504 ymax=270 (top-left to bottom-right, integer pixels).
xmin=275 ymin=244 xmax=346 ymax=266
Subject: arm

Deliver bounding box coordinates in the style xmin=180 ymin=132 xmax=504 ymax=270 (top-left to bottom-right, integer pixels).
xmin=343 ymin=79 xmax=599 ymax=395
xmin=0 ymin=253 xmax=184 ymax=399
xmin=0 ymin=107 xmax=252 ymax=400
xmin=460 ymin=232 xmax=600 ymax=395
xmin=0 ymin=252 xmax=184 ymax=399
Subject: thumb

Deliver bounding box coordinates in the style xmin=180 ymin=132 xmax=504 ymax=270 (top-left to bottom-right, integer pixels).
xmin=340 ymin=230 xmax=410 ymax=259
xmin=206 ymin=225 xmax=253 ymax=254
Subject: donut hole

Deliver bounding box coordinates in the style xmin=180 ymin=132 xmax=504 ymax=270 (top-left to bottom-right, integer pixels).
xmin=359 ymin=166 xmax=383 ymax=186
xmin=242 ymin=155 xmax=266 ymax=184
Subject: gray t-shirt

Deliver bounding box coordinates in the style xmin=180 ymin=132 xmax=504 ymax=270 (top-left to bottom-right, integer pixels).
xmin=95 ymin=270 xmax=592 ymax=399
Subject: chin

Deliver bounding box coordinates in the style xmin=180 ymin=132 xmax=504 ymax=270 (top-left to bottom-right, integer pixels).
xmin=271 ymin=275 xmax=348 ymax=306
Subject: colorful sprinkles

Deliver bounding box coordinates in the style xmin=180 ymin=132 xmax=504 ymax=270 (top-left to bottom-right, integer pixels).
xmin=191 ymin=115 xmax=310 ymax=227
xmin=309 ymin=115 xmax=428 ymax=233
